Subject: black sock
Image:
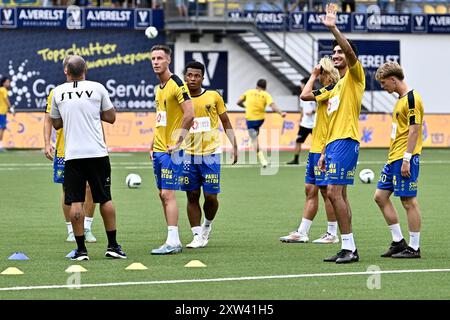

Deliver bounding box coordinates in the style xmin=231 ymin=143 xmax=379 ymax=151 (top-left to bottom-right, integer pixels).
xmin=294 ymin=155 xmax=299 ymax=162
xmin=75 ymin=235 xmax=86 ymax=252
xmin=106 ymin=230 xmax=118 ymax=248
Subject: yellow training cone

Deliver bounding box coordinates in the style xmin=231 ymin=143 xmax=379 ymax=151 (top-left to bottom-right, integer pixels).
xmin=184 ymin=260 xmax=206 ymax=268
xmin=65 ymin=265 xmax=87 ymax=273
xmin=125 ymin=263 xmax=148 ymax=270
xmin=1 ymin=267 xmax=24 ymax=275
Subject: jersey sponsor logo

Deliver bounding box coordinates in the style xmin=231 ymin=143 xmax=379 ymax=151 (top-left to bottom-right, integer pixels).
xmin=156 ymin=111 xmax=167 ymax=127
xmin=190 ymin=117 xmax=211 ymax=133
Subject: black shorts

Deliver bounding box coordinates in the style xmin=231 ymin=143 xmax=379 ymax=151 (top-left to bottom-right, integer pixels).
xmin=296 ymin=126 xmax=313 ymax=143
xmin=64 ymin=156 xmax=112 ymax=205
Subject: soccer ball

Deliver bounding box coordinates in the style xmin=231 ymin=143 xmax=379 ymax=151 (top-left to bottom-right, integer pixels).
xmin=126 ymin=173 xmax=142 ymax=189
xmin=359 ymin=169 xmax=375 ymax=184
xmin=145 ymin=26 xmax=158 ymax=39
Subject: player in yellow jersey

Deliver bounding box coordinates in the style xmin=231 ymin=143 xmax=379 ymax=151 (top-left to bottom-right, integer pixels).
xmin=43 ymin=79 xmax=97 ymax=243
xmin=0 ymin=77 xmax=14 ymax=152
xmin=280 ymin=57 xmax=340 ymax=244
xmin=180 ymin=61 xmax=238 ymax=248
xmin=149 ymin=45 xmax=194 ymax=255
xmin=237 ymin=79 xmax=286 ymax=168
xmin=302 ymin=4 xmax=365 ymax=263
xmin=374 ymin=62 xmax=423 ymax=259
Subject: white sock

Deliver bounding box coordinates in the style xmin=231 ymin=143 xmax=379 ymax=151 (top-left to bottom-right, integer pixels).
xmin=84 ymin=217 xmax=94 ymax=230
xmin=298 ymin=218 xmax=312 ymax=235
xmin=389 ymin=223 xmax=404 ymax=242
xmin=166 ymin=226 xmax=181 ymax=246
xmin=66 ymin=222 xmax=73 ymax=234
xmin=202 ymin=218 xmax=213 ymax=229
xmin=327 ymin=221 xmax=338 ymax=236
xmin=0 ymin=140 xmax=3 ymax=148
xmin=341 ymin=233 xmax=356 ymax=252
xmin=409 ymin=232 xmax=420 ymax=251
xmin=191 ymin=226 xmax=202 ymax=236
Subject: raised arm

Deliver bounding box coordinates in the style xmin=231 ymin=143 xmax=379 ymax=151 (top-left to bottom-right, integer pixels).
xmin=219 ymin=112 xmax=238 ymax=165
xmin=321 ymin=3 xmax=357 ymax=67
xmin=300 ymin=65 xmax=322 ymax=101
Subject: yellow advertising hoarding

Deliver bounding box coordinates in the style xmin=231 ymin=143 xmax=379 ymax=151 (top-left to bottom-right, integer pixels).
xmin=3 ymin=112 xmax=450 ymax=151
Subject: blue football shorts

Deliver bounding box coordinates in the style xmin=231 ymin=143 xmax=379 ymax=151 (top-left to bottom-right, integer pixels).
xmin=377 ymin=155 xmax=420 ymax=197
xmin=180 ymin=153 xmax=221 ymax=194
xmin=324 ymin=138 xmax=360 ymax=185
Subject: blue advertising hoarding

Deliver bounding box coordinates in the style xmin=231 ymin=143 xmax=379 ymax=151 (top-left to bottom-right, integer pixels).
xmin=228 ymin=10 xmax=450 ymax=34
xmin=0 ymin=6 xmax=163 ymax=29
xmin=318 ymin=39 xmax=400 ymax=91
xmin=0 ymin=29 xmax=165 ymax=110
xmin=184 ymin=51 xmax=228 ymax=103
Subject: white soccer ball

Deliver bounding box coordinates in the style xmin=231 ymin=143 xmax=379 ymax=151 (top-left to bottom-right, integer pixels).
xmin=126 ymin=173 xmax=142 ymax=189
xmin=145 ymin=26 xmax=158 ymax=39
xmin=359 ymin=169 xmax=375 ymax=184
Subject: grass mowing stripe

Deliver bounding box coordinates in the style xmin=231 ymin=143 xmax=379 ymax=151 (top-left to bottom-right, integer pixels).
xmin=1 ymin=268 xmax=450 ymax=292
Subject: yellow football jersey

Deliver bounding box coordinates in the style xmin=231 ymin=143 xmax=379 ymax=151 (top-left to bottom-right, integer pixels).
xmin=184 ymin=90 xmax=227 ymax=155
xmin=45 ymin=90 xmax=65 ymax=158
xmin=240 ymin=89 xmax=273 ymax=121
xmin=387 ymin=90 xmax=424 ymax=163
xmin=311 ymin=84 xmax=335 ymax=153
xmin=153 ymin=75 xmax=191 ymax=153
xmin=316 ymin=60 xmax=365 ymax=145
xmin=0 ymin=87 xmax=9 ymax=114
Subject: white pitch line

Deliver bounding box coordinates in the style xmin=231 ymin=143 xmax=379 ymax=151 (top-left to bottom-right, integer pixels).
xmin=1 ymin=268 xmax=449 ymax=292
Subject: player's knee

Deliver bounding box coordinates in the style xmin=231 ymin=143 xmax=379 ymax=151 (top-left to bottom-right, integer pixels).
xmin=204 ymin=193 xmax=218 ymax=205
xmin=400 ymin=197 xmax=417 ymax=210
xmin=305 ymin=184 xmax=318 ymax=199
xmin=373 ymin=192 xmax=385 ymax=206
xmin=159 ymin=190 xmax=175 ymax=203
xmin=326 ymin=187 xmax=340 ymax=203
xmin=186 ymin=190 xmax=201 ymax=203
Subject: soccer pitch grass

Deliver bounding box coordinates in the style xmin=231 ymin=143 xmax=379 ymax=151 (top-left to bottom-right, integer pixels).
xmin=0 ymin=149 xmax=449 ymax=300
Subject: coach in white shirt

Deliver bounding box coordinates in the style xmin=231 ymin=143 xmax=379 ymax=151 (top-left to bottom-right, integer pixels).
xmin=287 ymin=78 xmax=316 ymax=165
xmin=50 ymin=55 xmax=126 ymax=261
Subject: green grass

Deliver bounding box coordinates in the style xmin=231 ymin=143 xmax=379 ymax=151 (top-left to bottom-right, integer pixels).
xmin=0 ymin=149 xmax=449 ymax=299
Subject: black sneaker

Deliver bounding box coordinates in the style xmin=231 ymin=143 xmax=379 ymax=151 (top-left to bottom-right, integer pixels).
xmin=105 ymin=245 xmax=127 ymax=259
xmin=324 ymin=249 xmax=347 ymax=262
xmin=336 ymin=249 xmax=359 ymax=264
xmin=71 ymin=249 xmax=89 ymax=261
xmin=287 ymin=159 xmax=299 ymax=165
xmin=391 ymin=246 xmax=421 ymax=259
xmin=381 ymin=239 xmax=408 ymax=257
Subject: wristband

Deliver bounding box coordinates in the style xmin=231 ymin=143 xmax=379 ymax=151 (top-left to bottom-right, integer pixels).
xmin=403 ymin=152 xmax=412 ymax=162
